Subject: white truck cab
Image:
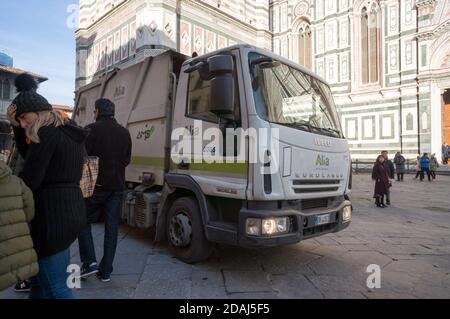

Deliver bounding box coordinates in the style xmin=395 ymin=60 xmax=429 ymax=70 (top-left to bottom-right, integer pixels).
xmin=74 ymin=44 xmax=352 ymax=263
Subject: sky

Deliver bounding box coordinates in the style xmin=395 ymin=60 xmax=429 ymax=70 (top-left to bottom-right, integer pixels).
xmin=0 ymin=0 xmax=78 ymax=106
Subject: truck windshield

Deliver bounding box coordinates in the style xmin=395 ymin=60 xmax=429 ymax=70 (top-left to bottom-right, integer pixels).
xmin=249 ymin=52 xmax=342 ymax=138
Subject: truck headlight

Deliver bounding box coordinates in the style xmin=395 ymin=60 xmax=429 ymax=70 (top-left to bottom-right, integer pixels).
xmin=246 ymin=217 xmax=290 ymax=236
xmin=342 ymin=206 xmax=352 ymax=222
xmin=245 ymin=218 xmax=261 ymax=236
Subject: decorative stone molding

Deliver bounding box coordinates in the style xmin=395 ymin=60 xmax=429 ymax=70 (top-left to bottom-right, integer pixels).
xmin=416 ymin=0 xmax=437 ymax=18
xmin=294 ymin=1 xmax=309 ymax=18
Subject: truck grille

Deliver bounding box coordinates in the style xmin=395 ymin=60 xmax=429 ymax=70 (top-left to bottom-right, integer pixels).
xmin=292 ymin=179 xmax=341 ymax=194
xmin=301 ymin=198 xmax=329 ymax=210
xmin=293 ymin=179 xmax=340 ymax=185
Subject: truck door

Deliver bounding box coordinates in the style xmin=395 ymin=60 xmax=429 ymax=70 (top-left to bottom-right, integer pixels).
xmin=171 ymin=51 xmax=248 ymax=200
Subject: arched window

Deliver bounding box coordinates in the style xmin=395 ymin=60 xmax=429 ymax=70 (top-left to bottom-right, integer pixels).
xmin=2 ymin=80 xmax=10 ymax=100
xmin=298 ymin=24 xmax=312 ymax=69
xmin=421 ymin=112 xmax=428 ymax=130
xmin=361 ymin=3 xmax=379 ymax=84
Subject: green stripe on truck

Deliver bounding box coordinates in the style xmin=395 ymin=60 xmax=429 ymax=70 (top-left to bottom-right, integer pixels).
xmin=131 ymin=156 xmax=248 ymax=175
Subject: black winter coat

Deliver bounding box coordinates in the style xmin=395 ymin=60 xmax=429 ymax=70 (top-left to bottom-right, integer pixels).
xmin=13 ymin=123 xmax=87 ymax=258
xmin=372 ymin=162 xmax=390 ymax=197
xmin=383 ymin=160 xmax=395 ymax=179
xmin=85 ymin=117 xmax=132 ymax=191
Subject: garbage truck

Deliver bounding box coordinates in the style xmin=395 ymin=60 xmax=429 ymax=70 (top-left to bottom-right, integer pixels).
xmin=73 ymin=44 xmax=352 ymax=263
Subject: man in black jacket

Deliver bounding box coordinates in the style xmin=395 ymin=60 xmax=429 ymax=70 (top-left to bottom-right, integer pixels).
xmin=381 ymin=150 xmax=395 ymax=205
xmin=78 ymin=98 xmax=132 ymax=282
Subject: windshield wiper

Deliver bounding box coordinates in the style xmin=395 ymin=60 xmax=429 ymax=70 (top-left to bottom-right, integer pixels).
xmin=271 ymin=121 xmax=311 ymax=132
xmin=310 ymin=126 xmax=341 ymax=137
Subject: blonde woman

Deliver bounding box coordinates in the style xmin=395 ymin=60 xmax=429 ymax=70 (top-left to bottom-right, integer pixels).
xmin=6 ymin=74 xmax=87 ymax=299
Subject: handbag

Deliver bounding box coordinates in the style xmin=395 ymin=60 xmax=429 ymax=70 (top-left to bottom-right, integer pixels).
xmin=80 ymin=156 xmax=99 ymax=198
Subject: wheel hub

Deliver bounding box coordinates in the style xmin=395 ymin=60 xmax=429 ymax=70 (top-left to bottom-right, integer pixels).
xmin=169 ymin=212 xmax=192 ymax=247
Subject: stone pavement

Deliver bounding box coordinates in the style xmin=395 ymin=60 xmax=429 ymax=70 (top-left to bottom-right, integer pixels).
xmin=2 ymin=174 xmax=449 ymax=299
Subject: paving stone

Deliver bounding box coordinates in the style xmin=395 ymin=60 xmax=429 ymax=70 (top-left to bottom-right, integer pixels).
xmin=332 ymin=236 xmax=367 ymax=245
xmin=341 ymin=244 xmax=374 ymax=252
xmin=191 ymin=269 xmax=224 ymax=288
xmin=75 ymin=287 xmax=136 ymax=299
xmin=134 ymin=263 xmax=192 ymax=298
xmin=223 ymin=270 xmax=273 ymax=293
xmin=110 ymin=253 xmax=148 ymax=275
xmin=383 ymin=259 xmax=441 ymax=274
xmin=307 ymin=256 xmax=365 ymax=277
xmin=411 ymin=284 xmax=450 ymax=299
xmin=308 ymin=275 xmax=368 ymax=293
xmin=256 ymin=247 xmax=322 ymax=274
xmin=190 ymin=286 xmax=229 ymax=299
xmin=226 ymin=292 xmax=280 ymax=299
xmin=270 ymin=274 xmax=324 ymax=299
xmin=78 ymin=274 xmax=141 ymax=290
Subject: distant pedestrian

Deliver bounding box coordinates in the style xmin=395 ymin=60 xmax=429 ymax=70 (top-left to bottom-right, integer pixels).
xmin=77 ymin=98 xmax=132 ymax=283
xmin=442 ymin=143 xmax=448 ymax=164
xmin=381 ymin=151 xmax=394 ymax=205
xmin=419 ymin=153 xmax=431 ymax=182
xmin=393 ymin=152 xmax=406 ymax=182
xmin=414 ymin=156 xmax=421 ymax=179
xmin=372 ymin=155 xmax=390 ymax=208
xmin=6 ymin=74 xmax=87 ymax=299
xmin=430 ymin=153 xmax=439 ymax=180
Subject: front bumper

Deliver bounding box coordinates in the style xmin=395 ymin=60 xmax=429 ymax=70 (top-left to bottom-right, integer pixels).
xmin=236 ymin=199 xmax=352 ymax=247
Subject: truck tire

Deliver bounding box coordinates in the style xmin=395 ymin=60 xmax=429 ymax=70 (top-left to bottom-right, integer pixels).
xmin=166 ymin=197 xmax=213 ymax=263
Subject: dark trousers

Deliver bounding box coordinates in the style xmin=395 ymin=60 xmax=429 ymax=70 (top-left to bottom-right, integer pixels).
xmin=420 ymin=169 xmax=431 ymax=181
xmin=430 ymin=170 xmax=436 ymax=179
xmin=78 ymin=190 xmax=123 ymax=277
xmin=396 ymin=173 xmax=404 ymax=181
xmin=29 ymin=248 xmax=73 ymax=299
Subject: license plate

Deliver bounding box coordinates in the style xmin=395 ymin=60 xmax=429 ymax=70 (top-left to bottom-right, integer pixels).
xmin=314 ymin=214 xmax=331 ymax=226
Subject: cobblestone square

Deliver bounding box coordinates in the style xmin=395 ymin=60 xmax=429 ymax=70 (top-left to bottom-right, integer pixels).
xmin=2 ymin=173 xmax=449 ymax=299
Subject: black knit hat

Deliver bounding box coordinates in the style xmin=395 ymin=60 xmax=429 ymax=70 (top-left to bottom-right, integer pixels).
xmin=95 ymin=98 xmax=115 ymax=116
xmin=12 ymin=74 xmax=52 ymax=118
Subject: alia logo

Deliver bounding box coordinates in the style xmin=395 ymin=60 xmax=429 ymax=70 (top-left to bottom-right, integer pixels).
xmin=315 ymin=154 xmax=330 ymax=166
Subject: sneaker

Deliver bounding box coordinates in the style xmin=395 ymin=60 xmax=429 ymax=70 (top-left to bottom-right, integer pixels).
xmin=14 ymin=280 xmax=30 ymax=293
xmin=80 ymin=262 xmax=99 ymax=278
xmin=96 ymin=272 xmax=111 ymax=282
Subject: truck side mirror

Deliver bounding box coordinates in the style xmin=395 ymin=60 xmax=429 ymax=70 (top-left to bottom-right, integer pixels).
xmin=208 ymin=55 xmax=234 ymax=117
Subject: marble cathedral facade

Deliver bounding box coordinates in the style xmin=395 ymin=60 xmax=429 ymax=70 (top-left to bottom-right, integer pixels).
xmin=76 ymin=0 xmax=450 ymax=160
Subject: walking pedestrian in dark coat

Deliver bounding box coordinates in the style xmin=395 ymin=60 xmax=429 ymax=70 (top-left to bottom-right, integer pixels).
xmin=442 ymin=143 xmax=448 ymax=164
xmin=6 ymin=74 xmax=87 ymax=299
xmin=393 ymin=152 xmax=406 ymax=181
xmin=77 ymin=98 xmax=132 ymax=282
xmin=372 ymin=155 xmax=390 ymax=208
xmin=381 ymin=151 xmax=394 ymax=205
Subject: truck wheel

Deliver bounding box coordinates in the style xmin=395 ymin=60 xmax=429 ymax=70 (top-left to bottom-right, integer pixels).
xmin=166 ymin=197 xmax=213 ymax=263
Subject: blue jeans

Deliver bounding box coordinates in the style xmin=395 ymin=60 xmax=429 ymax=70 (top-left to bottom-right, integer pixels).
xmin=78 ymin=190 xmax=123 ymax=277
xmin=29 ymin=248 xmax=74 ymax=299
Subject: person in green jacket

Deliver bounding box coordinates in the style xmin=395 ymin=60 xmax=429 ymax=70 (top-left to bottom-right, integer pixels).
xmin=0 ymin=160 xmax=38 ymax=292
